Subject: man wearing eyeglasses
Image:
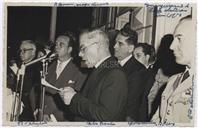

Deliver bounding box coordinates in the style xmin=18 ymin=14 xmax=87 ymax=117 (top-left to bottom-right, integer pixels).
xmin=114 ymin=28 xmax=147 ymax=121
xmin=19 ymin=40 xmax=37 ymax=64
xmin=42 ymin=32 xmax=87 ymax=121
xmin=16 ymin=40 xmax=41 ymax=121
xmin=59 ymin=28 xmax=128 ymax=121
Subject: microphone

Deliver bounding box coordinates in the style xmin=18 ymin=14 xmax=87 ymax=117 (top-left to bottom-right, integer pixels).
xmin=46 ymin=52 xmax=58 ymax=62
xmin=46 ymin=51 xmax=54 ymax=58
xmin=49 ymin=53 xmax=57 ymax=58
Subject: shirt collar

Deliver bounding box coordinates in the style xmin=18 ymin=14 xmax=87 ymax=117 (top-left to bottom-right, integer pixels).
xmin=95 ymin=55 xmax=111 ymax=68
xmin=57 ymin=58 xmax=72 ymax=68
xmin=119 ymin=54 xmax=132 ymax=67
xmin=185 ymin=66 xmax=193 ymax=76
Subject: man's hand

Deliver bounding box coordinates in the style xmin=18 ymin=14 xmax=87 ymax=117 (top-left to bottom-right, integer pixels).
xmin=41 ymin=78 xmax=61 ymax=92
xmin=43 ymin=114 xmax=57 ymax=122
xmin=59 ymin=87 xmax=76 ymax=105
xmin=43 ymin=114 xmax=52 ymax=122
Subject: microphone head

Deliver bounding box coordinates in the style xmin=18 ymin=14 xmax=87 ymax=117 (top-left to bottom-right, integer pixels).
xmin=48 ymin=53 xmax=58 ymax=62
xmin=49 ymin=53 xmax=57 ymax=58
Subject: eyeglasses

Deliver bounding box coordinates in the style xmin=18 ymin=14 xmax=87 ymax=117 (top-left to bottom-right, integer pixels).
xmin=79 ymin=42 xmax=98 ymax=54
xmin=18 ymin=48 xmax=34 ymax=53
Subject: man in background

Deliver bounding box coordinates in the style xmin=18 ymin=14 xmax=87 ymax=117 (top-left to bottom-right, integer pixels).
xmin=114 ymin=28 xmax=146 ymax=121
xmin=133 ymin=43 xmax=156 ymax=69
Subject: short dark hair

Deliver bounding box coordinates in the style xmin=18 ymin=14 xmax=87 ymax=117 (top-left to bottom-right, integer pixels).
xmin=119 ymin=27 xmax=138 ymax=46
xmin=61 ymin=31 xmax=76 ymax=47
xmin=135 ymin=43 xmax=156 ymax=63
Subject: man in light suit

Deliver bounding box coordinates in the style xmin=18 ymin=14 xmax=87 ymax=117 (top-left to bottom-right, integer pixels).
xmin=59 ymin=28 xmax=128 ymax=121
xmin=152 ymin=15 xmax=195 ymax=124
xmin=43 ymin=32 xmax=87 ymax=121
xmin=114 ymin=27 xmax=146 ymax=121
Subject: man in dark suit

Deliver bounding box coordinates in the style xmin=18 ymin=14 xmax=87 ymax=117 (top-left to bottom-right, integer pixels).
xmin=114 ymin=28 xmax=146 ymax=121
xmin=59 ymin=28 xmax=128 ymax=121
xmin=16 ymin=40 xmax=41 ymax=121
xmin=42 ymin=32 xmax=87 ymax=121
xmin=133 ymin=43 xmax=157 ymax=121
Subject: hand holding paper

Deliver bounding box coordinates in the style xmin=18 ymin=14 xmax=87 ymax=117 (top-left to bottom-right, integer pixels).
xmin=59 ymin=87 xmax=76 ymax=105
xmin=41 ymin=78 xmax=61 ymax=92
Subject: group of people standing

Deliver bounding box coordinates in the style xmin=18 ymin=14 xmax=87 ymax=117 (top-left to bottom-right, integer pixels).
xmin=7 ymin=14 xmax=195 ymax=125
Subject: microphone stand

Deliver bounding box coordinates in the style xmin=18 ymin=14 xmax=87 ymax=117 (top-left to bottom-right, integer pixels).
xmin=38 ymin=59 xmax=48 ymax=121
xmin=10 ymin=64 xmax=26 ymax=121
xmin=16 ymin=65 xmax=25 ymax=121
xmin=10 ymin=54 xmax=57 ymax=121
xmin=10 ymin=69 xmax=21 ymax=121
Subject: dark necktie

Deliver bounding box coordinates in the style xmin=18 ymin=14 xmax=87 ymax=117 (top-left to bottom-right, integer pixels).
xmin=181 ymin=70 xmax=190 ymax=83
xmin=173 ymin=74 xmax=182 ymax=91
xmin=173 ymin=71 xmax=190 ymax=91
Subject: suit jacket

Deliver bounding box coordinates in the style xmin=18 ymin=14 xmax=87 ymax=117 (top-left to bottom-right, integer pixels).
xmin=44 ymin=59 xmax=87 ymax=121
xmin=152 ymin=70 xmax=193 ymax=124
xmin=138 ymin=68 xmax=157 ymax=121
xmin=122 ymin=56 xmax=145 ymax=77
xmin=19 ymin=62 xmax=41 ymax=121
xmin=122 ymin=56 xmax=147 ymax=121
xmin=70 ymin=57 xmax=128 ymax=121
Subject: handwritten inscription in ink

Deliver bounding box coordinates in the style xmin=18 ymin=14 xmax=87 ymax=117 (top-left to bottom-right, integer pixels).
xmin=145 ymin=3 xmax=190 ymax=18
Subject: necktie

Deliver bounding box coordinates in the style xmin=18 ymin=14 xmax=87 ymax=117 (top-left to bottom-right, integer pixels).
xmin=173 ymin=74 xmax=182 ymax=91
xmin=56 ymin=62 xmax=63 ymax=79
xmin=173 ymin=71 xmax=189 ymax=91
xmin=181 ymin=70 xmax=190 ymax=83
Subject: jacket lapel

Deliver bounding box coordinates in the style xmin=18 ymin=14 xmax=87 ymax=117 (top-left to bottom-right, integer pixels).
xmin=55 ymin=60 xmax=73 ymax=88
xmin=82 ymin=57 xmax=118 ymax=97
xmin=46 ymin=61 xmax=57 ymax=85
xmin=172 ymin=74 xmax=193 ymax=97
xmin=123 ymin=56 xmax=145 ymax=76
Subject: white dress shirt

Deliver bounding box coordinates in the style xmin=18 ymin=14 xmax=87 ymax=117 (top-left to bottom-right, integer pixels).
xmin=56 ymin=58 xmax=71 ymax=79
xmin=119 ymin=54 xmax=132 ymax=67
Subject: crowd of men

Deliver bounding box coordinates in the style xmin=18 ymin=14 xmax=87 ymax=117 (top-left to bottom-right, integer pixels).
xmin=7 ymin=15 xmax=195 ymax=125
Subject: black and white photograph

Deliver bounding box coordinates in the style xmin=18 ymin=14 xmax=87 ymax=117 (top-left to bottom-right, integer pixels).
xmin=2 ymin=1 xmax=197 ymax=127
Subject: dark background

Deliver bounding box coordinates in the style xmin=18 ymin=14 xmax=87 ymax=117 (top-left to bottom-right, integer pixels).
xmin=7 ymin=7 xmax=93 ymax=54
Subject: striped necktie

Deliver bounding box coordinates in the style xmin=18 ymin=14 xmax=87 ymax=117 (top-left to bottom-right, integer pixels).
xmin=56 ymin=62 xmax=63 ymax=79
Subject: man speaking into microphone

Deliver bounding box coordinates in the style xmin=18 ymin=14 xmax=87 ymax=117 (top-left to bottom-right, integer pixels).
xmin=42 ymin=32 xmax=87 ymax=121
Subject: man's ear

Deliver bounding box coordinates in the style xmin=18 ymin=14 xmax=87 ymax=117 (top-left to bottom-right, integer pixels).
xmin=32 ymin=50 xmax=36 ymax=57
xmin=68 ymin=47 xmax=72 ymax=54
xmin=146 ymin=54 xmax=150 ymax=63
xmin=128 ymin=44 xmax=134 ymax=53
